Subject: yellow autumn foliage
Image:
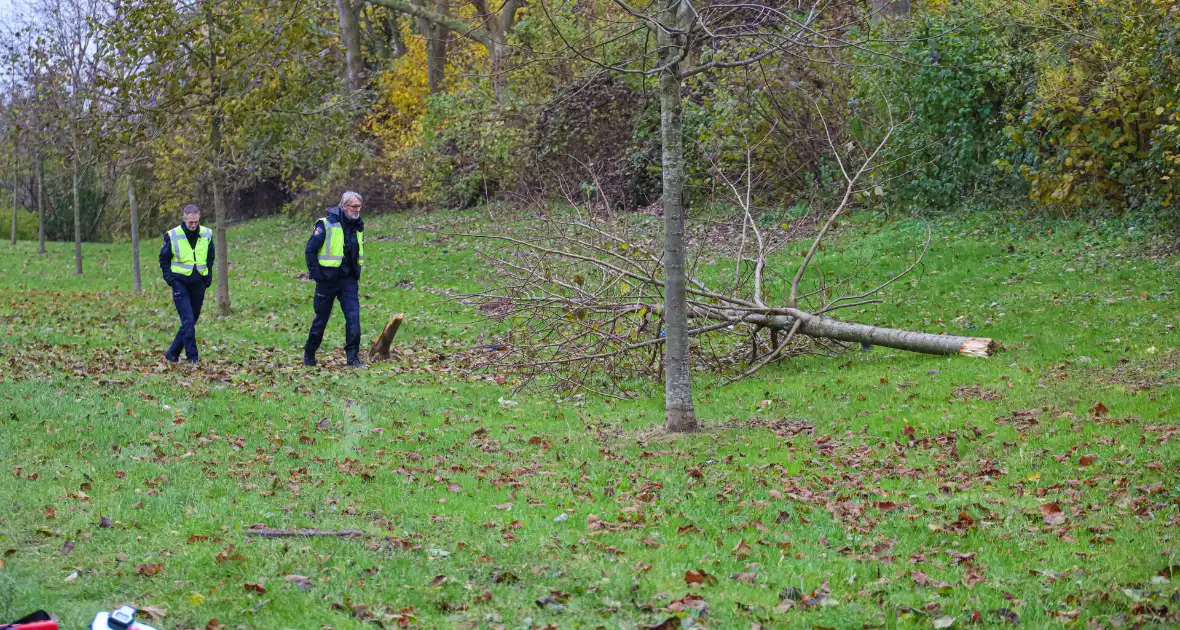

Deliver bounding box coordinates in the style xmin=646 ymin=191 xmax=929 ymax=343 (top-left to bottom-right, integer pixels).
xmin=366 ymin=23 xmax=488 ymax=201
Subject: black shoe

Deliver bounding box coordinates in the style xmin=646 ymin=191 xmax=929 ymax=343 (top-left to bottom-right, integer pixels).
xmin=186 ymin=358 xmax=199 ymax=364
xmin=303 ymin=351 xmax=316 ymax=367
xmin=164 ymin=352 xmax=179 ymax=363
xmin=346 ymin=357 xmax=365 ymax=369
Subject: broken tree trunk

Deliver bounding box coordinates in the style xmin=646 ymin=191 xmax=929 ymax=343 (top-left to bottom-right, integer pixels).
xmin=368 ymin=313 xmax=405 ymax=362
xmin=689 ymin=307 xmax=995 ymax=357
xmin=796 ymin=314 xmax=993 ymax=357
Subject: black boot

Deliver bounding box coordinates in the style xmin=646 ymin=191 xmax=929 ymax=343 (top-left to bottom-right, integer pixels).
xmin=346 ymin=354 xmax=365 ymax=369
xmin=303 ymin=350 xmax=317 ymax=367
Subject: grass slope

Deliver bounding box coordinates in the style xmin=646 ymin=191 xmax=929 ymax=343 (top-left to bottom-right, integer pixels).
xmin=0 ymin=210 xmax=1177 ymax=630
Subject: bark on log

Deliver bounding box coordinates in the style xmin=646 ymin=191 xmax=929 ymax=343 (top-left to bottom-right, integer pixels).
xmin=798 ymin=315 xmax=993 ymax=357
xmin=368 ymin=313 xmax=405 ymax=362
xmin=686 ymin=307 xmax=994 ymax=357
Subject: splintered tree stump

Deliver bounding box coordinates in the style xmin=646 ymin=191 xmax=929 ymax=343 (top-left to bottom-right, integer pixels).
xmin=368 ymin=313 xmax=405 ymax=362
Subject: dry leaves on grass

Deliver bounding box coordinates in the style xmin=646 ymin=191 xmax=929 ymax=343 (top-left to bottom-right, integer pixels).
xmin=684 ymin=569 xmax=718 ymax=586
xmin=1039 ymin=502 xmax=1067 ymax=525
xmin=136 ymin=563 xmax=163 ymax=577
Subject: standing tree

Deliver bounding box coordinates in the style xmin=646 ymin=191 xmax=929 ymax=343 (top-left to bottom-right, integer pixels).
xmin=3 ymin=26 xmax=26 ymax=247
xmin=333 ymin=1 xmax=410 ymax=94
xmin=30 ymin=47 xmax=50 ymax=256
xmin=337 ymin=0 xmax=366 ymax=93
xmin=109 ymin=0 xmax=359 ymax=311
xmin=93 ymin=0 xmax=156 ymax=293
xmin=37 ymin=0 xmax=106 ymax=275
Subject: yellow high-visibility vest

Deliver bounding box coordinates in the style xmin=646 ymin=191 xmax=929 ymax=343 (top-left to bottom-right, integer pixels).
xmin=316 ymin=219 xmax=364 ymax=268
xmin=168 ymin=225 xmax=212 ymax=276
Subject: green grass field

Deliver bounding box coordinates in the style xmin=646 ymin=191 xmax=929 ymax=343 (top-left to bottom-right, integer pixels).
xmin=0 ymin=209 xmax=1177 ymax=629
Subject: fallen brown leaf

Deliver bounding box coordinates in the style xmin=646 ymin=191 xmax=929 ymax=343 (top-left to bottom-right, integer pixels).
xmin=1039 ymin=502 xmax=1067 ymax=525
xmin=285 ymin=574 xmax=312 ymax=592
xmin=136 ymin=563 xmax=163 ymax=577
xmin=139 ymin=606 xmax=167 ymax=621
xmin=732 ymin=539 xmax=752 ymax=559
xmin=684 ymin=569 xmax=718 ymax=586
xmin=732 ymin=571 xmax=757 ymax=584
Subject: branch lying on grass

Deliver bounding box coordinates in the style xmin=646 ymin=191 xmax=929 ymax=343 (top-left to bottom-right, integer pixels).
xmin=247 ymin=528 xmax=369 ymax=538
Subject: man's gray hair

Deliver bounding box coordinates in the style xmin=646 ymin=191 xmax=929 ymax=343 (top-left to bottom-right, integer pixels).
xmin=340 ymin=191 xmax=362 ymax=207
xmin=182 ymin=204 xmax=201 ymax=216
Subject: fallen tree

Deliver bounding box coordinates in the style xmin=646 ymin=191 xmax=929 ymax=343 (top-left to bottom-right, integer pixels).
xmin=458 ymin=107 xmax=995 ymax=396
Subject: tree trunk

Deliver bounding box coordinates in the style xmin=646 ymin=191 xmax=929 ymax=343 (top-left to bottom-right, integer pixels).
xmin=414 ymin=0 xmax=448 ymax=93
xmin=657 ymin=14 xmax=696 ymax=433
xmin=72 ymin=150 xmax=82 ymax=276
xmin=388 ymin=13 xmax=407 ymax=57
xmin=489 ymin=40 xmax=505 ymax=102
xmin=10 ymin=157 xmax=17 ymax=246
xmin=37 ymin=160 xmax=45 ymax=254
xmin=428 ymin=28 xmax=447 ymax=94
xmin=128 ymin=173 xmax=142 ymax=293
xmin=481 ymin=0 xmax=518 ymax=102
xmin=798 ymin=315 xmax=992 ymax=356
xmin=207 ymin=1 xmax=231 ymax=316
xmin=336 ymin=0 xmax=364 ymax=92
xmin=212 ymin=127 xmax=231 ymax=316
xmin=684 ymin=307 xmax=995 ymax=358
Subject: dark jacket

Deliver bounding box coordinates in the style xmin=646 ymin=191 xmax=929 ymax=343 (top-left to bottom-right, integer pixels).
xmin=160 ymin=225 xmax=215 ymax=287
xmin=305 ymin=206 xmax=364 ymax=282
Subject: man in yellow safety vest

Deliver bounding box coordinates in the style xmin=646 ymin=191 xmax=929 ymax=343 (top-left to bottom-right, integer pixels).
xmin=160 ymin=204 xmax=214 ymax=363
xmin=303 ymin=191 xmax=366 ymax=367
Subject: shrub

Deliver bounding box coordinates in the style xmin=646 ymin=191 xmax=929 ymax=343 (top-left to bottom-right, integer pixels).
xmin=998 ymin=0 xmax=1179 ymax=214
xmin=853 ymin=0 xmax=1031 ymax=210
xmin=411 ymin=90 xmax=529 ymax=209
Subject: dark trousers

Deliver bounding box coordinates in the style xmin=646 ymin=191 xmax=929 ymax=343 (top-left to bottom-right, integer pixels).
xmin=305 ymin=277 xmax=361 ymax=359
xmin=167 ymin=278 xmax=207 ymax=361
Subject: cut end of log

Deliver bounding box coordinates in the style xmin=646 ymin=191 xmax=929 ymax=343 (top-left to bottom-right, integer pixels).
xmin=959 ymin=337 xmax=995 ymax=358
